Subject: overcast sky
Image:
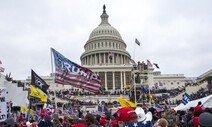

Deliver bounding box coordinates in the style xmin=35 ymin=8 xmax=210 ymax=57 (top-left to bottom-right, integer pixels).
xmin=0 ymin=0 xmax=211 ymax=80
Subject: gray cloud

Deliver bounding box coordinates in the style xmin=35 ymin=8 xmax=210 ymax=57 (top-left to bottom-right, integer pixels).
xmin=0 ymin=0 xmax=211 ymax=80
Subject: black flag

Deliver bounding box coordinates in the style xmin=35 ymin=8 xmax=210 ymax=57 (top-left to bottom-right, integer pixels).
xmin=153 ymin=63 xmax=160 ymax=69
xmin=31 ymin=69 xmax=49 ymax=95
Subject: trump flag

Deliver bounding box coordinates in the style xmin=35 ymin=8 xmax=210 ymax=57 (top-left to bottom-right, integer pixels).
xmin=51 ymin=48 xmax=101 ymax=94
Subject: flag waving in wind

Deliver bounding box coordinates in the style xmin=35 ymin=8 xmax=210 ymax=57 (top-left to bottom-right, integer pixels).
xmin=181 ymin=93 xmax=192 ymax=105
xmin=135 ymin=38 xmax=141 ymax=46
xmin=146 ymin=59 xmax=152 ymax=67
xmin=153 ymin=63 xmax=160 ymax=69
xmin=30 ymin=85 xmax=47 ymax=102
xmin=51 ymin=48 xmax=101 ymax=94
xmin=31 ymin=69 xmax=49 ymax=95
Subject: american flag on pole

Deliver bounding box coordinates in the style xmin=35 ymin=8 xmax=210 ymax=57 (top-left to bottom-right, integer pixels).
xmin=146 ymin=59 xmax=152 ymax=67
xmin=51 ymin=48 xmax=101 ymax=94
xmin=124 ymin=121 xmax=152 ymax=127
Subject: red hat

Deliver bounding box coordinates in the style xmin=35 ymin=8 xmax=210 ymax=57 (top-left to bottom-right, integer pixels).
xmin=19 ymin=115 xmax=24 ymax=121
xmin=100 ymin=118 xmax=109 ymax=126
xmin=194 ymin=106 xmax=203 ymax=113
xmin=115 ymin=107 xmax=138 ymax=122
xmin=72 ymin=123 xmax=88 ymax=127
xmin=111 ymin=119 xmax=118 ymax=127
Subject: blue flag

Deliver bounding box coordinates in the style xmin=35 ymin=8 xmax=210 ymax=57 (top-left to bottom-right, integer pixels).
xmin=181 ymin=93 xmax=192 ymax=105
xmin=141 ymin=86 xmax=149 ymax=93
xmin=153 ymin=63 xmax=159 ymax=69
xmin=135 ymin=38 xmax=140 ymax=46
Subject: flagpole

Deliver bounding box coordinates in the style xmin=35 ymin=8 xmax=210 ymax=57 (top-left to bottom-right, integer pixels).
xmin=50 ymin=48 xmax=57 ymax=109
xmin=27 ymin=84 xmax=31 ymax=121
xmin=133 ymin=40 xmax=136 ymax=60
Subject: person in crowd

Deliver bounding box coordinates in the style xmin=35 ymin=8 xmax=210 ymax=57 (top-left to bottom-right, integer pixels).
xmin=199 ymin=112 xmax=212 ymax=127
xmin=38 ymin=115 xmax=53 ymax=127
xmin=166 ymin=113 xmax=178 ymax=127
xmin=176 ymin=111 xmax=187 ymax=127
xmin=186 ymin=107 xmax=194 ymax=124
xmin=99 ymin=118 xmax=109 ymax=127
xmin=153 ymin=118 xmax=168 ymax=127
xmin=188 ymin=103 xmax=203 ymax=127
xmin=2 ymin=118 xmax=15 ymax=127
xmin=114 ymin=107 xmax=138 ymax=127
xmin=149 ymin=105 xmax=159 ymax=124
xmin=85 ymin=113 xmax=99 ymax=127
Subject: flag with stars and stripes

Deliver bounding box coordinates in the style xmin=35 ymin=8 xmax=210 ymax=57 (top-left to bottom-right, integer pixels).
xmin=123 ymin=121 xmax=152 ymax=127
xmin=51 ymin=48 xmax=101 ymax=94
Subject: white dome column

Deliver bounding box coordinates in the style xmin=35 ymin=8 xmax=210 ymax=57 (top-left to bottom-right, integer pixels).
xmin=116 ymin=54 xmax=119 ymax=64
xmin=95 ymin=54 xmax=97 ymax=64
xmin=123 ymin=55 xmax=125 ymax=64
xmin=121 ymin=72 xmax=123 ymax=89
xmin=112 ymin=53 xmax=115 ymax=64
xmin=124 ymin=71 xmax=126 ymax=86
xmin=99 ymin=53 xmax=101 ymax=64
xmin=104 ymin=53 xmax=106 ymax=64
xmin=121 ymin=55 xmax=123 ymax=64
xmin=105 ymin=72 xmax=108 ymax=90
xmin=113 ymin=71 xmax=115 ymax=89
xmin=89 ymin=55 xmax=91 ymax=65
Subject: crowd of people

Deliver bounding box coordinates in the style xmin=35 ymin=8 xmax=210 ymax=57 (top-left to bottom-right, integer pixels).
xmin=1 ymin=78 xmax=212 ymax=127
xmin=1 ymin=100 xmax=212 ymax=127
xmin=48 ymin=87 xmax=186 ymax=106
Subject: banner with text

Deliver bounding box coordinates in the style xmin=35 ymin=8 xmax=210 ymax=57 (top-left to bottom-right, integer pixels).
xmin=51 ymin=48 xmax=101 ymax=94
xmin=0 ymin=87 xmax=8 ymax=122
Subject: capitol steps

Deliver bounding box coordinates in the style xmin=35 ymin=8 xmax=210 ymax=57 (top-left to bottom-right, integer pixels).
xmin=167 ymin=81 xmax=208 ymax=102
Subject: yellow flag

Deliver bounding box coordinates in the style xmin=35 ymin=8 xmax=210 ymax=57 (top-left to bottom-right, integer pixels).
xmin=30 ymin=85 xmax=47 ymax=102
xmin=21 ymin=106 xmax=29 ymax=113
xmin=21 ymin=106 xmax=36 ymax=114
xmin=30 ymin=109 xmax=36 ymax=115
xmin=117 ymin=97 xmax=136 ymax=108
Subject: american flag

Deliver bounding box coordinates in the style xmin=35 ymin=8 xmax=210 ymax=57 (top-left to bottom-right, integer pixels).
xmin=51 ymin=48 xmax=101 ymax=94
xmin=154 ymin=104 xmax=164 ymax=112
xmin=124 ymin=121 xmax=152 ymax=127
xmin=130 ymin=59 xmax=136 ymax=66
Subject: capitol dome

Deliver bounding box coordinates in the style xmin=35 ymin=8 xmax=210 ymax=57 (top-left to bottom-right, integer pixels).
xmin=88 ymin=5 xmax=122 ymax=40
xmin=81 ymin=5 xmax=131 ymax=66
xmin=80 ymin=5 xmax=132 ymax=90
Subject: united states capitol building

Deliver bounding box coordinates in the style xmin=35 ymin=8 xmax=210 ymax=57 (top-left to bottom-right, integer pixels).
xmin=45 ymin=6 xmax=189 ymax=91
xmin=0 ymin=5 xmax=211 ymax=107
